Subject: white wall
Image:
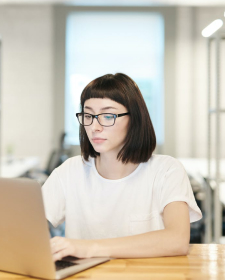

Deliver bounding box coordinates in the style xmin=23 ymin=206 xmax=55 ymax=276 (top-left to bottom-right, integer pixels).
xmin=175 ymin=6 xmax=225 ymax=158
xmin=0 ymin=5 xmax=54 ymax=167
xmin=175 ymin=7 xmax=194 ymax=157
xmin=194 ymin=7 xmax=225 ymax=158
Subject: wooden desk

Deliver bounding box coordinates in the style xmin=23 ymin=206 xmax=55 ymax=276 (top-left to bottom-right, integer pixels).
xmin=1 ymin=244 xmax=225 ymax=280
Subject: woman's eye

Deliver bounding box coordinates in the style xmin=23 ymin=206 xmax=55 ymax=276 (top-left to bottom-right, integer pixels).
xmin=85 ymin=115 xmax=92 ymax=119
xmin=104 ymin=115 xmax=114 ymax=120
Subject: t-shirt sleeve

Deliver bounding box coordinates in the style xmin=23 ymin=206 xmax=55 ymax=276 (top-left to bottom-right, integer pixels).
xmin=41 ymin=169 xmax=66 ymax=227
xmin=159 ymin=159 xmax=202 ymax=223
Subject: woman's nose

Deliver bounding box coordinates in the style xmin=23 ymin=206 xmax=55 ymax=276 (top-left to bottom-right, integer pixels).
xmin=91 ymin=117 xmax=103 ymax=131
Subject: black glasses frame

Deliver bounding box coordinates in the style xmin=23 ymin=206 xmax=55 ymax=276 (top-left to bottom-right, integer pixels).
xmin=76 ymin=112 xmax=130 ymax=127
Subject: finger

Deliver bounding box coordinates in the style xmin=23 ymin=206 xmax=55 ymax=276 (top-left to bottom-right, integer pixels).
xmin=50 ymin=236 xmax=62 ymax=245
xmin=50 ymin=237 xmax=66 ymax=254
xmin=53 ymin=247 xmax=72 ymax=262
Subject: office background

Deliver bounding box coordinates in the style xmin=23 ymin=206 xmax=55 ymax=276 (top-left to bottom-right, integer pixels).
xmin=0 ymin=0 xmax=224 ymax=244
xmin=0 ymin=2 xmax=225 ymax=168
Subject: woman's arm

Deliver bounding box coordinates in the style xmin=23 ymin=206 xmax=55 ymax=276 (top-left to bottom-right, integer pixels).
xmin=51 ymin=201 xmax=190 ymax=261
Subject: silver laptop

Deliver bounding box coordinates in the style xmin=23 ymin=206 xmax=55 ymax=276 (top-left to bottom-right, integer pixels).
xmin=0 ymin=177 xmax=110 ymax=279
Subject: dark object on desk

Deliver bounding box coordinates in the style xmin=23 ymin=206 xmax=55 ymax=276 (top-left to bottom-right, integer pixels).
xmin=55 ymin=260 xmax=78 ymax=271
xmin=55 ymin=256 xmax=80 ymax=271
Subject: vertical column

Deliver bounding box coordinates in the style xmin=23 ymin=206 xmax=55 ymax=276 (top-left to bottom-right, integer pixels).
xmin=214 ymin=33 xmax=222 ymax=243
xmin=206 ymin=37 xmax=212 ymax=243
xmin=0 ymin=39 xmax=1 ymax=177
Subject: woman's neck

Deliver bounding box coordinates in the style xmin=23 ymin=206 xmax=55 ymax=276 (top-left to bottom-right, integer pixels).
xmin=95 ymin=154 xmax=139 ymax=180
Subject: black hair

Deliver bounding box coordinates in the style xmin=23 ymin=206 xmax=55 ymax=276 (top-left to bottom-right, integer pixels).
xmin=79 ymin=73 xmax=156 ymax=164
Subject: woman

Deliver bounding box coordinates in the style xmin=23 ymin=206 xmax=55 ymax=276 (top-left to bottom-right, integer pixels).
xmin=42 ymin=73 xmax=202 ymax=261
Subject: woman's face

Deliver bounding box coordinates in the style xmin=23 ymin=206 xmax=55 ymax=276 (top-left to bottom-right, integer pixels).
xmin=84 ymin=98 xmax=130 ymax=156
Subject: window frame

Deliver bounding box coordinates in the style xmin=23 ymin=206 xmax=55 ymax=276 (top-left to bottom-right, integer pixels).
xmin=53 ymin=5 xmax=177 ymax=156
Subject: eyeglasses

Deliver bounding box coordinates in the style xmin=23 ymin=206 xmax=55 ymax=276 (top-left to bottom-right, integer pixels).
xmin=76 ymin=112 xmax=130 ymax=127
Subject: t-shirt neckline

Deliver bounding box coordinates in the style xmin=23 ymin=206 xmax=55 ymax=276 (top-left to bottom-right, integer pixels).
xmin=91 ymin=157 xmax=143 ymax=183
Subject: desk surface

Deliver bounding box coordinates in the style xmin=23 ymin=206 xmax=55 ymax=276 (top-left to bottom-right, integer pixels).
xmin=0 ymin=157 xmax=39 ymax=178
xmin=1 ymin=244 xmax=225 ymax=280
xmin=178 ymin=157 xmax=225 ymax=180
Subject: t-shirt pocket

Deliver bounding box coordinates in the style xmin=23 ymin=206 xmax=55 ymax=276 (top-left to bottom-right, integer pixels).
xmin=129 ymin=211 xmax=160 ymax=235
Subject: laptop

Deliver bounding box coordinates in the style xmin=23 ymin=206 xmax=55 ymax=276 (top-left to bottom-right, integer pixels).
xmin=0 ymin=177 xmax=110 ymax=279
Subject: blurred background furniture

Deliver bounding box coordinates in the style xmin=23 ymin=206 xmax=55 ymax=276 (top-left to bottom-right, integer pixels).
xmin=27 ymin=132 xmax=73 ymax=185
xmin=179 ymin=158 xmax=225 ymax=244
xmin=206 ymin=32 xmax=225 ymax=244
xmin=0 ymin=157 xmax=40 ymax=178
xmin=27 ymin=132 xmax=72 ymax=237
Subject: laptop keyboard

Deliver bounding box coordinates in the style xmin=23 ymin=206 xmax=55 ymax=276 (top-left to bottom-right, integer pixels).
xmin=55 ymin=260 xmax=78 ymax=271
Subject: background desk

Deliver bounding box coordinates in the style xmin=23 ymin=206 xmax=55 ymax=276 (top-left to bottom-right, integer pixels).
xmin=0 ymin=157 xmax=39 ymax=178
xmin=178 ymin=158 xmax=225 ymax=183
xmin=179 ymin=158 xmax=225 ymax=243
xmin=179 ymin=157 xmax=225 ymax=205
xmin=1 ymin=244 xmax=225 ymax=280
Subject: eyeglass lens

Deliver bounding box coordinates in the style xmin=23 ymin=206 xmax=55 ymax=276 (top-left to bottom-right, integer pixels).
xmin=78 ymin=113 xmax=115 ymax=126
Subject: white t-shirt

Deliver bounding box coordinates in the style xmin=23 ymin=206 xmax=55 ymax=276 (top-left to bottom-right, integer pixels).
xmin=41 ymin=154 xmax=202 ymax=240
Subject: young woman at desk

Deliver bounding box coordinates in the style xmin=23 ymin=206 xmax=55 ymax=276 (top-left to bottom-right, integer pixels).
xmin=42 ymin=73 xmax=202 ymax=261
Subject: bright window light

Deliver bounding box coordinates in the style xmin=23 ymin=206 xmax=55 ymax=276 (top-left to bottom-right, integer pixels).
xmin=202 ymin=19 xmax=223 ymax=37
xmin=65 ymin=12 xmax=164 ymax=146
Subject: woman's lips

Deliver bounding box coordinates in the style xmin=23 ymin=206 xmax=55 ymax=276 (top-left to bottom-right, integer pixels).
xmin=92 ymin=138 xmax=106 ymax=144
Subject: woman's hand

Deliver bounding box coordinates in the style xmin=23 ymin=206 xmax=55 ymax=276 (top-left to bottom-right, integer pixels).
xmin=50 ymin=236 xmax=96 ymax=261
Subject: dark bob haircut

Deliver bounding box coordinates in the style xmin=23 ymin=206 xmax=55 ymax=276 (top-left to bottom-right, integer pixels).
xmin=79 ymin=73 xmax=156 ymax=164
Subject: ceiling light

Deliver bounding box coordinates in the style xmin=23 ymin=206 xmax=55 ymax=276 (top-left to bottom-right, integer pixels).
xmin=202 ymin=19 xmax=223 ymax=37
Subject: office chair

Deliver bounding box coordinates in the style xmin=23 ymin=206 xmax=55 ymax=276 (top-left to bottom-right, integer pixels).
xmin=27 ymin=132 xmax=73 ymax=184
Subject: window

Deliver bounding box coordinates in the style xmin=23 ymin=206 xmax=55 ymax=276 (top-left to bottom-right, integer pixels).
xmin=65 ymin=11 xmax=164 ymax=145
